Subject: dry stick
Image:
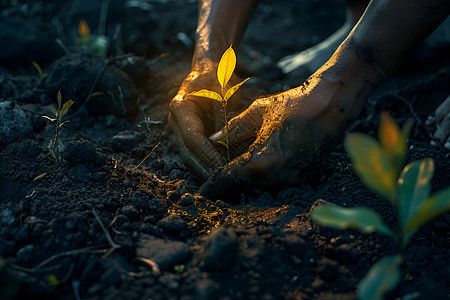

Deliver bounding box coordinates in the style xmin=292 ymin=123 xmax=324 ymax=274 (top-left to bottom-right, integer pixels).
xmin=91 ymin=208 xmax=121 ymax=255
xmin=132 ymin=141 xmax=161 ymax=171
xmin=10 ymin=247 xmax=108 ymax=273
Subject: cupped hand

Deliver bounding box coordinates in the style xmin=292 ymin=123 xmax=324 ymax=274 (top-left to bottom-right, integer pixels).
xmin=168 ymin=63 xmax=242 ymax=180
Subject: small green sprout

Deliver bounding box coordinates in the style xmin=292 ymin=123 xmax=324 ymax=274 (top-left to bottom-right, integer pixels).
xmin=311 ymin=112 xmax=450 ymax=300
xmin=189 ymin=46 xmax=249 ymax=161
xmin=32 ymin=61 xmax=48 ymax=79
xmin=42 ymin=91 xmax=74 ymax=162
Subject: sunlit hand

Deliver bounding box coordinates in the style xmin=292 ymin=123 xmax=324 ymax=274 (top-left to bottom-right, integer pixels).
xmin=168 ymin=62 xmax=242 ymax=180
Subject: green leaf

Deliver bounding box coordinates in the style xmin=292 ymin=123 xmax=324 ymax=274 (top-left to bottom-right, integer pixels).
xmin=398 ymin=159 xmax=434 ymax=230
xmin=378 ymin=112 xmax=407 ymax=173
xmin=357 ymin=255 xmax=402 ymax=300
xmin=60 ymin=100 xmax=74 ymax=117
xmin=189 ymin=89 xmax=223 ymax=103
xmin=47 ymin=105 xmax=58 ymax=117
xmin=90 ymin=91 xmax=104 ymax=98
xmin=217 ymin=46 xmax=236 ymax=91
xmin=57 ymin=90 xmax=62 ymax=111
xmin=310 ymin=205 xmax=394 ymax=236
xmin=345 ymin=133 xmax=397 ymax=202
xmin=224 ymin=78 xmax=249 ymax=102
xmin=406 ymin=186 xmax=450 ymax=231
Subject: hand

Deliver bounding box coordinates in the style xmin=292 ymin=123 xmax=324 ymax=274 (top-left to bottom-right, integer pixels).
xmin=168 ymin=62 xmax=242 ymax=180
xmin=429 ymin=94 xmax=450 ymax=150
xmin=201 ymin=74 xmax=353 ymax=197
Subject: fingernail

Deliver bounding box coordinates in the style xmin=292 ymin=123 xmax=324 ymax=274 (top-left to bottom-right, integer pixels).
xmin=209 ymin=130 xmax=223 ymax=141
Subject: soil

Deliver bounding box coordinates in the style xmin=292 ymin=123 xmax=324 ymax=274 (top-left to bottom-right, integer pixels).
xmin=0 ymin=1 xmax=449 ymax=299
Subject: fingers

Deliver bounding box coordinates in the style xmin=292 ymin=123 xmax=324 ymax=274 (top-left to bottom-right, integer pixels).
xmin=169 ymin=95 xmax=226 ymax=177
xmin=210 ymin=98 xmax=267 ymax=157
xmin=433 ymin=94 xmax=450 ymax=150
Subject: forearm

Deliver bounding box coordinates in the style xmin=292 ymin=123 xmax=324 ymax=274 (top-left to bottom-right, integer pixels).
xmin=193 ymin=0 xmax=259 ymax=71
xmin=348 ymin=0 xmax=450 ymax=75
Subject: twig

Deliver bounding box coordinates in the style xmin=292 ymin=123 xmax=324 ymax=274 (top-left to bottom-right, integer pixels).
xmin=10 ymin=246 xmax=107 ymax=273
xmin=132 ymin=141 xmax=161 ymax=171
xmin=91 ymin=208 xmax=120 ymax=251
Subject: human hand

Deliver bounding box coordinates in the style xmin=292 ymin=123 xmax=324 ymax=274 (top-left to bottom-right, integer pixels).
xmin=168 ymin=63 xmax=242 ymax=180
xmin=428 ymin=94 xmax=450 ymax=150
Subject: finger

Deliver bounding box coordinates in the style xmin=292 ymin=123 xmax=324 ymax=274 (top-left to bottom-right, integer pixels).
xmin=210 ymin=99 xmax=266 ymax=157
xmin=435 ymin=94 xmax=450 ymax=124
xmin=168 ymin=113 xmax=211 ymax=181
xmin=169 ymin=95 xmax=226 ymax=170
xmin=433 ymin=111 xmax=450 ymax=146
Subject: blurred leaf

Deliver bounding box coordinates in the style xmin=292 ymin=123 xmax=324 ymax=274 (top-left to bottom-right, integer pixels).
xmin=90 ymin=91 xmax=104 ymax=98
xmin=310 ymin=205 xmax=394 ymax=236
xmin=378 ymin=112 xmax=407 ymax=172
xmin=398 ymin=159 xmax=433 ymax=229
xmin=46 ymin=274 xmax=60 ymax=286
xmin=57 ymin=90 xmax=62 ymax=111
xmin=78 ymin=20 xmax=91 ymax=37
xmin=60 ymin=100 xmax=74 ymax=118
xmin=406 ymin=186 xmax=450 ymax=231
xmin=357 ymin=255 xmax=402 ymax=300
xmin=224 ymin=78 xmax=249 ymax=102
xmin=189 ymin=89 xmax=223 ymax=103
xmin=32 ymin=61 xmax=48 ymax=79
xmin=217 ymin=46 xmax=236 ymax=91
xmin=345 ymin=133 xmax=397 ymax=202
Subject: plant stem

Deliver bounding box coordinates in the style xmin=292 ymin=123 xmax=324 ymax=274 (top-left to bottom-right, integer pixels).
xmin=222 ymin=104 xmax=230 ymax=161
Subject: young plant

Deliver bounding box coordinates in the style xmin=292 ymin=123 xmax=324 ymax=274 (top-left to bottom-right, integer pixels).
xmin=42 ymin=91 xmax=74 ymax=162
xmin=310 ymin=112 xmax=450 ymax=300
xmin=189 ymin=46 xmax=249 ymax=161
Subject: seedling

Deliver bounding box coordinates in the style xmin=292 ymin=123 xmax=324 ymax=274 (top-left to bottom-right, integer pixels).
xmin=311 ymin=112 xmax=450 ymax=300
xmin=42 ymin=91 xmax=74 ymax=162
xmin=32 ymin=61 xmax=48 ymax=79
xmin=189 ymin=46 xmax=249 ymax=161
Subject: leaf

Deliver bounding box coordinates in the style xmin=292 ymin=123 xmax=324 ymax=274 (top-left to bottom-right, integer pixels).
xmin=224 ymin=78 xmax=249 ymax=102
xmin=357 ymin=255 xmax=402 ymax=300
xmin=78 ymin=20 xmax=91 ymax=37
xmin=378 ymin=112 xmax=407 ymax=172
xmin=398 ymin=159 xmax=434 ymax=230
xmin=406 ymin=186 xmax=450 ymax=231
xmin=217 ymin=46 xmax=236 ymax=91
xmin=47 ymin=105 xmax=58 ymax=117
xmin=60 ymin=100 xmax=74 ymax=117
xmin=57 ymin=90 xmax=62 ymax=111
xmin=345 ymin=133 xmax=397 ymax=203
xmin=90 ymin=91 xmax=104 ymax=98
xmin=189 ymin=89 xmax=223 ymax=103
xmin=310 ymin=205 xmax=394 ymax=236
xmin=216 ymin=140 xmax=229 ymax=149
xmin=42 ymin=115 xmax=56 ymax=122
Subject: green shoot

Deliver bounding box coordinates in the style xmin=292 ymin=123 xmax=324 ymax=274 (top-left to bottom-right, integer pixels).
xmin=189 ymin=46 xmax=249 ymax=161
xmin=311 ymin=112 xmax=450 ymax=300
xmin=32 ymin=61 xmax=48 ymax=79
xmin=42 ymin=90 xmax=74 ymax=162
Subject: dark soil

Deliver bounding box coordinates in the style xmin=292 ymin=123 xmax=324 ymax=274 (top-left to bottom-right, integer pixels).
xmin=1 ymin=1 xmax=449 ymax=299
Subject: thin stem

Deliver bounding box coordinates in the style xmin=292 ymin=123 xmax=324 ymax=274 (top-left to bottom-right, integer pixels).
xmin=222 ymin=103 xmax=230 ymax=161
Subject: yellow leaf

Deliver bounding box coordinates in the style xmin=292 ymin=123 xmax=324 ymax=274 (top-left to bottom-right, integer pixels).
xmin=224 ymin=78 xmax=249 ymax=102
xmin=78 ymin=20 xmax=91 ymax=37
xmin=189 ymin=89 xmax=223 ymax=103
xmin=217 ymin=46 xmax=236 ymax=91
xmin=379 ymin=112 xmax=402 ymax=156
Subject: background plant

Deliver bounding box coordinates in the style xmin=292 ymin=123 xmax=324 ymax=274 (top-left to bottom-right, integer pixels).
xmin=311 ymin=112 xmax=450 ymax=300
xmin=42 ymin=91 xmax=74 ymax=162
xmin=189 ymin=46 xmax=249 ymax=161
